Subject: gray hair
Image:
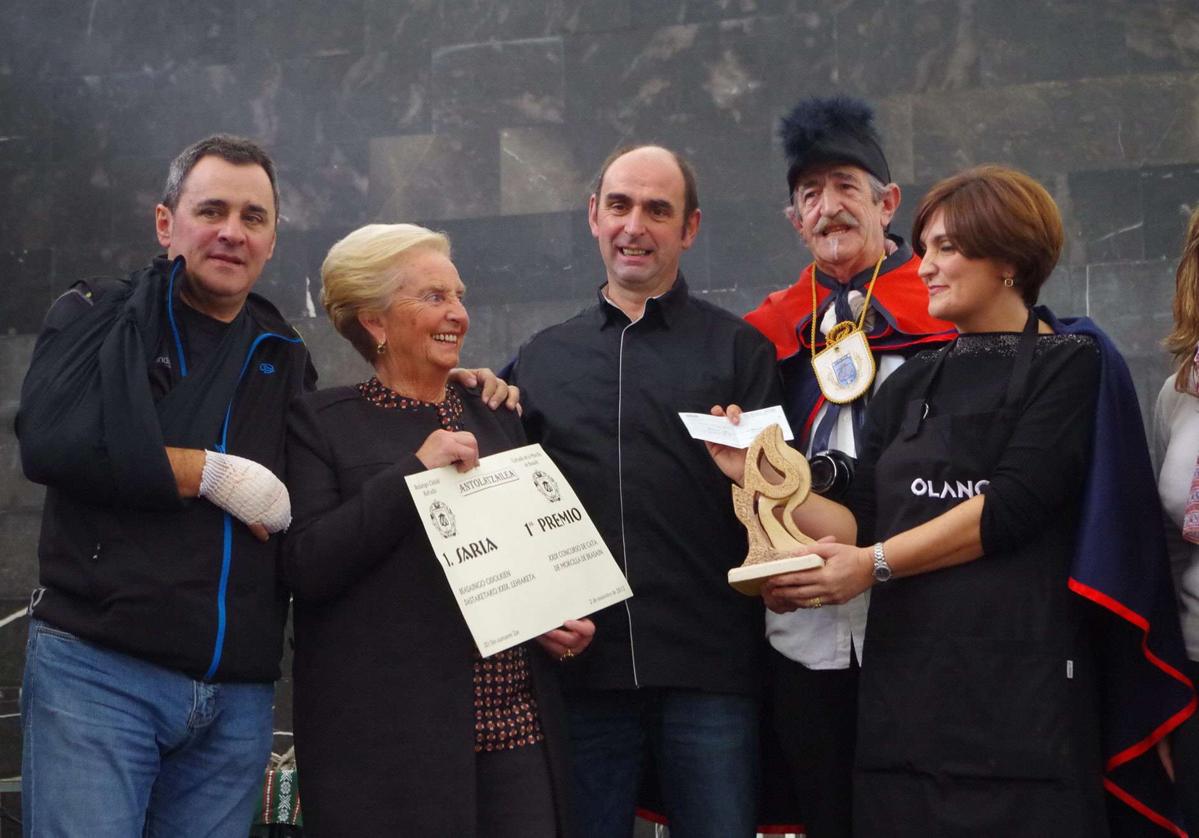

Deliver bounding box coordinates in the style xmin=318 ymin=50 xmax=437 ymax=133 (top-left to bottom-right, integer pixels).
xmin=161 ymin=135 xmax=279 ymax=217
xmin=865 ymin=172 xmax=887 ymax=203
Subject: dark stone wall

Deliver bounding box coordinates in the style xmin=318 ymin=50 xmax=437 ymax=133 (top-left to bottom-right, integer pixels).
xmin=2 ymin=0 xmax=1198 ymax=782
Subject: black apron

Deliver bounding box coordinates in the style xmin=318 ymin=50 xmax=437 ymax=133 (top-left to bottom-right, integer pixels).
xmin=853 ymin=313 xmax=1107 ymax=837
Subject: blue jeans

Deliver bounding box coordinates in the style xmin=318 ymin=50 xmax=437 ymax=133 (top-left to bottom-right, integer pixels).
xmin=21 ymin=620 xmax=274 ymax=838
xmin=566 ymin=688 xmax=760 ymax=838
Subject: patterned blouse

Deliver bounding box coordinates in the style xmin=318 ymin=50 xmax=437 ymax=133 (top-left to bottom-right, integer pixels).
xmin=357 ymin=377 xmax=545 ymax=752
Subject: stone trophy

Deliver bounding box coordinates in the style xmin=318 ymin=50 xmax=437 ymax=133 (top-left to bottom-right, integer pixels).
xmin=728 ymin=424 xmax=823 ymax=595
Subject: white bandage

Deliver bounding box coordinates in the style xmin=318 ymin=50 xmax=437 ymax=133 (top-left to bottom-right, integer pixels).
xmin=199 ymin=451 xmax=291 ymax=533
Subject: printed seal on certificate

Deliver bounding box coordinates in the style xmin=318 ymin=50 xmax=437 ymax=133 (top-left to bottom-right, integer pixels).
xmin=728 ymin=424 xmax=823 ymax=596
xmin=428 ymin=500 xmax=457 ymax=538
xmin=531 ymin=470 xmax=561 ymax=502
xmin=811 ymin=324 xmax=875 ymax=405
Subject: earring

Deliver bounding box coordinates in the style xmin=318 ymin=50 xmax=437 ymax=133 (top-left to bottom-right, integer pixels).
xmin=375 ymin=338 xmax=387 ymax=355
xmin=1003 ymin=275 xmax=1014 ymax=288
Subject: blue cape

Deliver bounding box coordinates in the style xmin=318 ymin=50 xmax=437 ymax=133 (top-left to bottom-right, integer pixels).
xmin=1045 ymin=307 xmax=1195 ymax=835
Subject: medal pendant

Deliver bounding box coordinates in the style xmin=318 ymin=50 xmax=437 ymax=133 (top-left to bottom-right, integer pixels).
xmin=811 ymin=324 xmax=876 ymax=404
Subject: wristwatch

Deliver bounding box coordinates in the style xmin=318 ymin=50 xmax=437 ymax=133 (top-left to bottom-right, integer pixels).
xmin=872 ymin=541 xmax=892 ymax=583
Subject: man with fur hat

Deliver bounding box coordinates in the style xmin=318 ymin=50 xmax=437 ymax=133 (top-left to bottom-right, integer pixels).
xmin=743 ymin=96 xmax=954 ymax=837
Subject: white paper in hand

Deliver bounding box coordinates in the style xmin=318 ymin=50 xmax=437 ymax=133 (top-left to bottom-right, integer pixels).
xmin=678 ymin=406 xmax=795 ymax=449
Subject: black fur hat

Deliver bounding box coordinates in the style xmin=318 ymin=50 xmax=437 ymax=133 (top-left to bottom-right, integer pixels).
xmin=780 ymin=96 xmax=890 ymax=195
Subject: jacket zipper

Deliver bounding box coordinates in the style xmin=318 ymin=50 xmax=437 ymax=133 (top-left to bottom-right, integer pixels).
xmin=165 ymin=264 xmax=304 ymax=681
xmin=202 ymin=331 xmax=302 ymax=681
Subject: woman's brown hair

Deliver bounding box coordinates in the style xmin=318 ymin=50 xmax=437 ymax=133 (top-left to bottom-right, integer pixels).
xmin=911 ymin=165 xmax=1063 ymax=306
xmin=1165 ymin=206 xmax=1199 ymax=392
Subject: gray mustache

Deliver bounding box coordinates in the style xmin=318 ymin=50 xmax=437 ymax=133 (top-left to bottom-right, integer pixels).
xmin=813 ymin=212 xmax=860 ymax=234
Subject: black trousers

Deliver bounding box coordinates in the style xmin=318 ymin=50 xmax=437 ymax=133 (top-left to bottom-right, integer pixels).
xmin=769 ymin=648 xmax=859 ymax=838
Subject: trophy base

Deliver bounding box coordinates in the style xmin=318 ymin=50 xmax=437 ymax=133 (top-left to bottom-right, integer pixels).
xmin=728 ymin=553 xmax=824 ymax=596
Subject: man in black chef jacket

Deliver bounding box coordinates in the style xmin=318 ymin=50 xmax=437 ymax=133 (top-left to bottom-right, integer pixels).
xmin=507 ymin=144 xmax=781 ymax=838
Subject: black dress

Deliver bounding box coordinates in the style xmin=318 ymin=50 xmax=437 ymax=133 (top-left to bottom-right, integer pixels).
xmin=848 ymin=328 xmax=1109 ymax=836
xmin=282 ymin=382 xmax=574 ymax=837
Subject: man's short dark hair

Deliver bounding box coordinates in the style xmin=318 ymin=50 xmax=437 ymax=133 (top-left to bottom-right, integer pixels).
xmin=593 ymin=144 xmax=699 ymax=227
xmin=161 ymin=134 xmax=279 ymax=218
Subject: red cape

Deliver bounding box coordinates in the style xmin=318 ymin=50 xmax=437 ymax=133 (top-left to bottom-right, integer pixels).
xmin=745 ymin=253 xmax=954 ymax=360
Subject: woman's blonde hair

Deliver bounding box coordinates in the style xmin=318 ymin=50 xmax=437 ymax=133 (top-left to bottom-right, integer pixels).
xmin=321 ymin=223 xmax=451 ymax=362
xmin=1166 ymin=207 xmax=1199 ymax=392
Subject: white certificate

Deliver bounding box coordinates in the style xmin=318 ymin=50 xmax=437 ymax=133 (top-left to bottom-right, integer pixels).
xmin=678 ymin=405 xmax=795 ymax=448
xmin=405 ymin=443 xmax=632 ymax=656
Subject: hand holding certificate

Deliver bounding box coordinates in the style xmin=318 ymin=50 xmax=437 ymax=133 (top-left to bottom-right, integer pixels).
xmin=406 ymin=443 xmax=632 ymax=656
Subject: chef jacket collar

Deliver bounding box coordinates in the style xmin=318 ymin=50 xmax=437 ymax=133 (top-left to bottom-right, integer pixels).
xmin=596 ymin=272 xmax=691 ymax=329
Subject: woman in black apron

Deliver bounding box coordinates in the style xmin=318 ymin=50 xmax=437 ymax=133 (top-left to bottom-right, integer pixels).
xmin=711 ymin=166 xmax=1116 ymax=835
xmin=842 ymin=303 xmax=1108 ymax=836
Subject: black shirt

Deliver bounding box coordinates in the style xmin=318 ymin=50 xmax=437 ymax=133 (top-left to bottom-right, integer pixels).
xmin=510 ymin=276 xmax=782 ymax=694
xmin=149 ymin=299 xmax=230 ymax=400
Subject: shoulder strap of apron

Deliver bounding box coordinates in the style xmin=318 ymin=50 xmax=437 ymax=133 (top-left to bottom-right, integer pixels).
xmin=901 ymin=309 xmax=1039 ymax=441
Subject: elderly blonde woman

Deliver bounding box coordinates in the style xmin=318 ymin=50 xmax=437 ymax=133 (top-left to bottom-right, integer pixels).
xmin=283 ymin=223 xmax=593 ymax=836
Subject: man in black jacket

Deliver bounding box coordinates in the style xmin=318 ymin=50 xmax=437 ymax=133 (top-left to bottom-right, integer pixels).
xmin=17 ymin=135 xmax=315 ymax=837
xmin=508 ymin=145 xmax=781 ymax=838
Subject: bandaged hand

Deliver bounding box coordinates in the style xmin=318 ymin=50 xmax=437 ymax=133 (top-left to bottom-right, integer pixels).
xmin=199 ymin=451 xmax=291 ymax=533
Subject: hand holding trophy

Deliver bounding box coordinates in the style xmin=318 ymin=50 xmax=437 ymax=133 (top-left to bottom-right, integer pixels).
xmin=727 ymin=424 xmax=824 ymax=595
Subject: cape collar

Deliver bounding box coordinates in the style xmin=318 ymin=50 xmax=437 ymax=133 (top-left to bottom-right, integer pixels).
xmin=812 ymin=236 xmax=913 ymax=293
